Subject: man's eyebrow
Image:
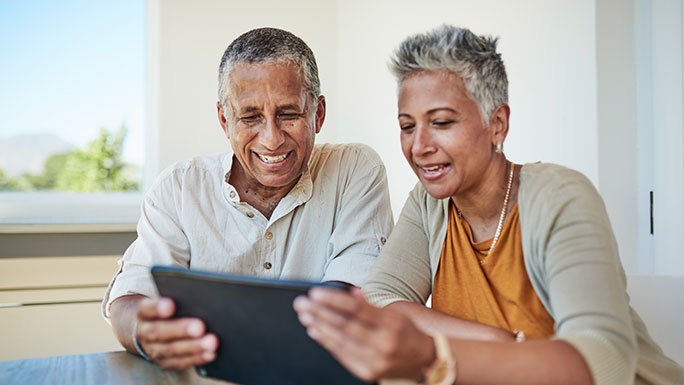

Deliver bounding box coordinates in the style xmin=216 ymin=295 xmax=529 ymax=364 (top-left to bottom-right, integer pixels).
xmin=239 ymin=106 xmax=260 ymax=114
xmin=277 ymin=104 xmax=304 ymax=112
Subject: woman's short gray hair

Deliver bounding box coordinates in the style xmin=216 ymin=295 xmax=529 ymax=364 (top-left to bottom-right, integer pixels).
xmin=217 ymin=27 xmax=320 ymax=111
xmin=390 ymin=25 xmax=508 ymax=122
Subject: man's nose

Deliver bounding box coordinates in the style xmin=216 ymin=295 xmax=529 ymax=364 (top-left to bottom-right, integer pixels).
xmin=261 ymin=116 xmax=286 ymax=150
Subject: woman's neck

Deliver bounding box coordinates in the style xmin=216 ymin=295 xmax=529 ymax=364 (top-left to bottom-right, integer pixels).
xmin=452 ymin=158 xmax=519 ymax=242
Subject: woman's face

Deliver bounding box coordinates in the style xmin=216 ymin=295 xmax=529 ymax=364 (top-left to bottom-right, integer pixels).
xmin=398 ymin=70 xmax=499 ymax=200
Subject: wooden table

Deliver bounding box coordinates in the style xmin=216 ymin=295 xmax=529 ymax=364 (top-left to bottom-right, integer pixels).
xmin=0 ymin=351 xmax=230 ymax=385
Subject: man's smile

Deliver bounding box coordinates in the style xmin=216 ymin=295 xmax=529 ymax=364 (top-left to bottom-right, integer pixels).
xmin=255 ymin=151 xmax=292 ymax=165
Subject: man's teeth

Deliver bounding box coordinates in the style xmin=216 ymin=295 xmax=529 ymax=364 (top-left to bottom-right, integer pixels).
xmin=258 ymin=153 xmax=288 ymax=163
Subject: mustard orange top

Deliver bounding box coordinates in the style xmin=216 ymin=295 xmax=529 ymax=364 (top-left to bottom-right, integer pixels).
xmin=432 ymin=201 xmax=555 ymax=339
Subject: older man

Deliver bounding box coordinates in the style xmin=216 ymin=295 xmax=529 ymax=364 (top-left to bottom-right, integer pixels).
xmin=103 ymin=28 xmax=393 ymax=370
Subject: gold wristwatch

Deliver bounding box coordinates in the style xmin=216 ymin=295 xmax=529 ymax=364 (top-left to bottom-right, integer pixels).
xmin=423 ymin=332 xmax=457 ymax=385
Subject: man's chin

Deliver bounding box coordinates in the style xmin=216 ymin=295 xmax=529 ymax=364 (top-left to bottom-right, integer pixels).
xmin=254 ymin=174 xmax=302 ymax=190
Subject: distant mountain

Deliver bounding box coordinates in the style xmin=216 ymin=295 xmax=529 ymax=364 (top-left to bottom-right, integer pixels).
xmin=0 ymin=134 xmax=74 ymax=176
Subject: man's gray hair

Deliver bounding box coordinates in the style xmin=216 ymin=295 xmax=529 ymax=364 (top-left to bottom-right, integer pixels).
xmin=389 ymin=25 xmax=508 ymax=122
xmin=218 ymin=27 xmax=321 ymax=111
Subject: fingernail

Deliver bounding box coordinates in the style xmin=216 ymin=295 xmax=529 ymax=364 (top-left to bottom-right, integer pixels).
xmin=293 ymin=296 xmax=307 ymax=309
xmin=202 ymin=352 xmax=215 ymax=361
xmin=188 ymin=322 xmax=203 ymax=337
xmin=201 ymin=335 xmax=214 ymax=349
xmin=299 ymin=312 xmax=313 ymax=325
xmin=307 ymin=327 xmax=319 ymax=340
xmin=158 ymin=299 xmax=172 ymax=314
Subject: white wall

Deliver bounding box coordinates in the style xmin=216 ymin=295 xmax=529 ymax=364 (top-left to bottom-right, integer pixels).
xmin=149 ymin=0 xmax=684 ymax=275
xmin=331 ymin=0 xmax=597 ymax=216
xmin=150 ymin=0 xmax=338 ymax=172
xmin=151 ymin=0 xmax=598 ymax=216
xmin=650 ymin=0 xmax=684 ymax=275
xmin=596 ymin=0 xmax=639 ymax=273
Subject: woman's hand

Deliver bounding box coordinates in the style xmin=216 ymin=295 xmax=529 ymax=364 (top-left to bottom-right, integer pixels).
xmin=293 ymin=287 xmax=435 ymax=383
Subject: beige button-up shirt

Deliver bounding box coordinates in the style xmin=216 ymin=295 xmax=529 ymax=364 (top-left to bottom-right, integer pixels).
xmin=103 ymin=143 xmax=393 ymax=317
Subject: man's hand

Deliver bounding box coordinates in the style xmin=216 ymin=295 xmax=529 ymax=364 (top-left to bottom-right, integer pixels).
xmin=110 ymin=295 xmax=218 ymax=371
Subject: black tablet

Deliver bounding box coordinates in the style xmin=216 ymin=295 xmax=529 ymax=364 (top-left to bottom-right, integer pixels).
xmin=151 ymin=265 xmax=369 ymax=385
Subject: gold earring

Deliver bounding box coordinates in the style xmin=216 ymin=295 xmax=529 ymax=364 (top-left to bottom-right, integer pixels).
xmin=495 ymin=142 xmax=503 ymax=153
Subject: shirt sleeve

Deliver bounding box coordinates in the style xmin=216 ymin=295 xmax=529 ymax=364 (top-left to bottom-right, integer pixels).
xmin=363 ymin=184 xmax=434 ymax=307
xmin=321 ymin=145 xmax=394 ymax=287
xmin=102 ymin=170 xmax=191 ymax=320
xmin=524 ymin=167 xmax=638 ymax=385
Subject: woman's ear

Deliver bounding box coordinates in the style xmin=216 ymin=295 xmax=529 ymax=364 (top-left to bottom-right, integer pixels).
xmin=489 ymin=104 xmax=510 ymax=148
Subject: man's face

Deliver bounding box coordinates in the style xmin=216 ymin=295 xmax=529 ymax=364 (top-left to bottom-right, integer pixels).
xmin=218 ymin=61 xmax=325 ymax=191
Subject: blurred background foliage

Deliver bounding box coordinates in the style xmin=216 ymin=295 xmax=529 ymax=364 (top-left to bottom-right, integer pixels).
xmin=0 ymin=125 xmax=139 ymax=192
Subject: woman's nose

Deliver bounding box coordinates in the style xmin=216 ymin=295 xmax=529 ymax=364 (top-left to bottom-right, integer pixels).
xmin=411 ymin=125 xmax=434 ymax=156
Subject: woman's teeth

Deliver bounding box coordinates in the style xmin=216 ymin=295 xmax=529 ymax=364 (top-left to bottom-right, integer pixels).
xmin=422 ymin=165 xmax=444 ymax=173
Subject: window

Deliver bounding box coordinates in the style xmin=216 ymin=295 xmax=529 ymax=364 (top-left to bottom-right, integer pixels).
xmin=0 ymin=0 xmax=145 ymax=227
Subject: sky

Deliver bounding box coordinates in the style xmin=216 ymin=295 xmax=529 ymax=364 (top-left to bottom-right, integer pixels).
xmin=0 ymin=0 xmax=145 ymax=164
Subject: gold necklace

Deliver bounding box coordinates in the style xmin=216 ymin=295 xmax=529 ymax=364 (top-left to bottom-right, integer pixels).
xmin=457 ymin=162 xmax=515 ymax=264
xmin=486 ymin=162 xmax=515 ymax=258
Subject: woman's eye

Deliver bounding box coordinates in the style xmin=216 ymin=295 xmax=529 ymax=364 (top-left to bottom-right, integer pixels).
xmin=432 ymin=120 xmax=453 ymax=127
xmin=400 ymin=124 xmax=415 ymax=131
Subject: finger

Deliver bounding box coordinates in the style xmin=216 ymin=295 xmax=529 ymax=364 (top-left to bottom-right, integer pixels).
xmin=308 ymin=287 xmax=382 ymax=325
xmin=293 ymin=295 xmax=315 ymax=326
xmin=138 ymin=317 xmax=207 ymax=344
xmin=137 ymin=297 xmax=175 ymax=320
xmin=155 ymin=345 xmax=217 ymax=371
xmin=296 ymin=295 xmax=377 ymax=358
xmin=296 ymin=296 xmax=351 ymax=330
xmin=146 ymin=333 xmax=218 ymax=362
xmin=296 ymin=294 xmax=388 ymax=346
xmin=306 ymin=318 xmax=382 ymax=382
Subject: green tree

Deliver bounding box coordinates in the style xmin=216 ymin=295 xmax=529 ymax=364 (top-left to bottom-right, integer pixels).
xmin=13 ymin=153 xmax=69 ymax=191
xmin=54 ymin=125 xmax=139 ymax=192
xmin=0 ymin=168 xmax=19 ymax=190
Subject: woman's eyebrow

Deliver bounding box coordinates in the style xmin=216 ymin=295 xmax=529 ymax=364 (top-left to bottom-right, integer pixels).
xmin=426 ymin=107 xmax=457 ymax=114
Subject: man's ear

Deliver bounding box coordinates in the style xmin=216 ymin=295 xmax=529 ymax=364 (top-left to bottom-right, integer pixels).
xmin=217 ymin=102 xmax=230 ymax=139
xmin=489 ymin=104 xmax=510 ymax=148
xmin=314 ymin=95 xmax=326 ymax=134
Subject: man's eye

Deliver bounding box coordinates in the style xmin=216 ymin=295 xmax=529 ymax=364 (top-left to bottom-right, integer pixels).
xmin=279 ymin=113 xmax=300 ymax=120
xmin=240 ymin=115 xmax=261 ymax=124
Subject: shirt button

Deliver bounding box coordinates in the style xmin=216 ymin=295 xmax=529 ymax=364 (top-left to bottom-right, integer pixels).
xmin=380 ymin=236 xmax=387 ymax=245
xmin=265 ymin=232 xmax=273 ymax=240
xmin=229 ymin=191 xmax=236 ymax=198
xmin=263 ymin=262 xmax=272 ymax=269
xmin=246 ymin=211 xmax=254 ymax=218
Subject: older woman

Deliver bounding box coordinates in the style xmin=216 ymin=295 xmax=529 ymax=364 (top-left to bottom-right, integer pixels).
xmin=293 ymin=25 xmax=683 ymax=385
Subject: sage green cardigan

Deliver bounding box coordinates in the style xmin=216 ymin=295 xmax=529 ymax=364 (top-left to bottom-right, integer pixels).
xmin=365 ymin=163 xmax=683 ymax=385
